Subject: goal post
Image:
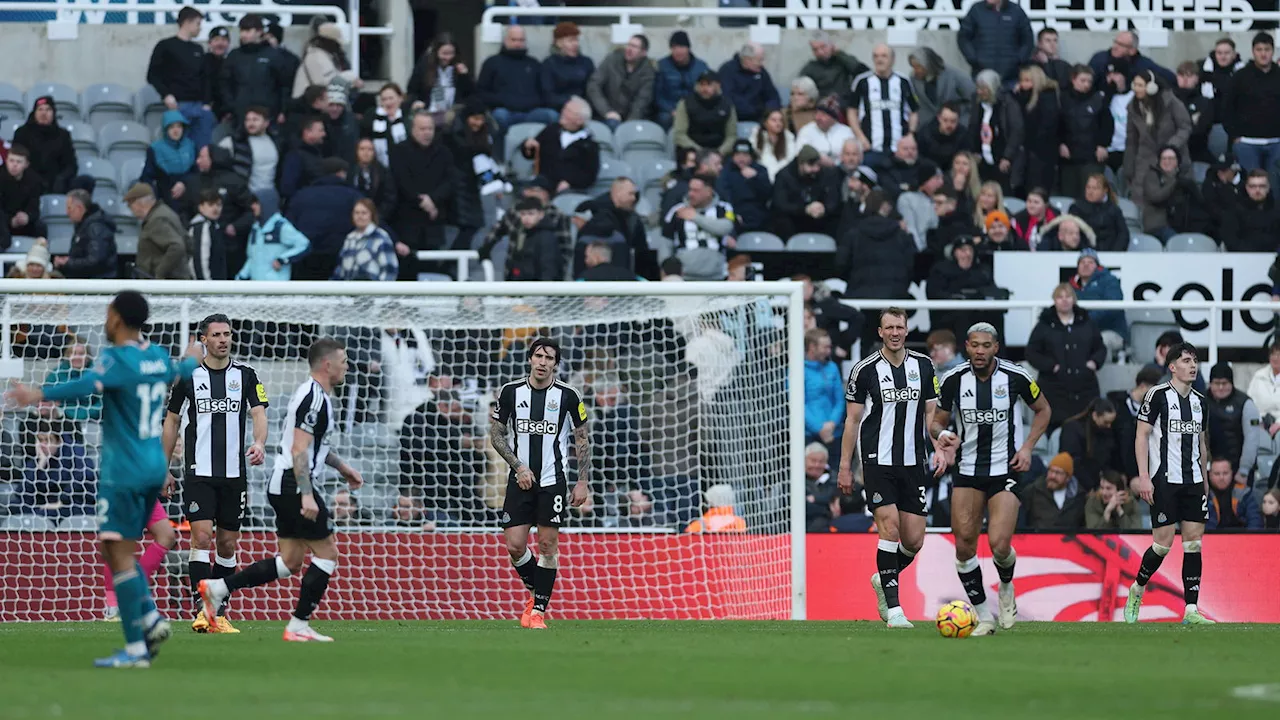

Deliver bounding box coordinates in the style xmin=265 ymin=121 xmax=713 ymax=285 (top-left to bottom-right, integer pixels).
xmin=0 ymin=280 xmax=807 ymax=621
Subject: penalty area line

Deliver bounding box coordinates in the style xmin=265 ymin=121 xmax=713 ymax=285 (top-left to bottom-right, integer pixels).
xmin=1233 ymin=684 xmax=1280 ymax=702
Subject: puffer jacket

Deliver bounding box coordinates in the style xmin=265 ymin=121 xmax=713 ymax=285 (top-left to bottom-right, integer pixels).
xmin=1025 ymin=305 xmax=1107 ymax=425
xmin=1123 ymin=91 xmax=1192 ymax=211
xmin=845 ymin=214 xmax=916 ymax=300
xmin=1067 ymin=198 xmax=1130 ymax=252
xmin=1071 ymin=265 xmax=1127 ymax=342
xmin=1059 ymin=87 xmax=1113 ymax=165
xmin=957 ymin=0 xmax=1035 ymax=82
xmin=62 ymin=206 xmax=118 ymax=279
xmin=235 ymin=212 xmax=310 ymax=281
xmin=540 ymin=52 xmax=595 ymax=112
xmin=655 ymin=54 xmax=710 ymax=116
xmin=804 ymin=358 xmax=845 ymax=440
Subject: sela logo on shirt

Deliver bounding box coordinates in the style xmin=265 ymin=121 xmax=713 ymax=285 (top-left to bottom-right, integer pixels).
xmin=196 ymin=398 xmax=242 ymax=414
xmin=881 ymin=387 xmax=921 ymax=403
xmin=962 ymin=408 xmax=1009 ymax=425
xmin=1169 ymin=419 xmax=1203 ymax=434
xmin=515 ymin=418 xmax=558 ymax=435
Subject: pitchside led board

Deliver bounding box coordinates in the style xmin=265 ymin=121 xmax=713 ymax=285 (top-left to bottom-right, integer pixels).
xmin=992 ymin=252 xmax=1277 ymax=349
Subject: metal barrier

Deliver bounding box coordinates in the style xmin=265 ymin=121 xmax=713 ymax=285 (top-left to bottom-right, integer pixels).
xmin=415 ymin=250 xmax=492 ymax=282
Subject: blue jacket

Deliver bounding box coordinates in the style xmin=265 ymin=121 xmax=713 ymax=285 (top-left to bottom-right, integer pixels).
xmin=11 ymin=436 xmax=95 ymax=517
xmin=285 ymin=176 xmax=363 ymax=257
xmin=655 ymin=54 xmax=711 ymax=114
xmin=957 ymin=0 xmax=1035 ymax=83
xmin=718 ymin=162 xmax=772 ymax=231
xmin=541 ymin=53 xmax=595 ymax=112
xmin=236 ymin=212 xmax=310 ymax=281
xmin=717 ymin=54 xmax=781 ymax=123
xmin=1089 ymin=50 xmax=1175 ymax=89
xmin=1072 ymin=266 xmax=1128 ymax=342
xmin=477 ymin=48 xmax=547 ymax=113
xmin=1207 ymin=482 xmax=1263 ymax=529
xmin=804 ymin=358 xmax=845 ymax=439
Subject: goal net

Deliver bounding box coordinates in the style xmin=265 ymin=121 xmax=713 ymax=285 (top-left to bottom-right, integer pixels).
xmin=0 ymin=281 xmax=804 ymax=621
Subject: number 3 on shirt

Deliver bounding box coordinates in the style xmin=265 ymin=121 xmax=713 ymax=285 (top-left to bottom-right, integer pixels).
xmin=136 ymin=382 xmax=167 ymax=439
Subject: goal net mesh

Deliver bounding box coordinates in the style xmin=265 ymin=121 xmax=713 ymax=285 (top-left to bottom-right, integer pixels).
xmin=0 ymin=288 xmax=796 ymax=621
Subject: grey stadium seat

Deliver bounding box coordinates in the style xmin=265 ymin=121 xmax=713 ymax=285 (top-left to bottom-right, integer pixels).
xmin=45 ymin=223 xmax=74 ymax=254
xmin=785 ymin=233 xmax=837 ymax=252
xmin=588 ymin=120 xmax=615 ymax=157
xmin=551 ymin=192 xmax=590 ymax=218
xmin=614 ymin=120 xmax=667 ymax=156
xmin=93 ymin=190 xmax=127 ymax=220
xmin=1 ymin=515 xmax=56 ymax=531
xmin=6 ymin=236 xmax=40 ymax=255
xmin=136 ymin=85 xmax=167 ymax=132
xmin=736 ymin=231 xmax=785 ymax=252
xmin=67 ymin=121 xmax=99 ymax=156
xmin=591 ymin=157 xmax=632 ymax=195
xmin=61 ymin=515 xmax=99 ymax=531
xmin=1003 ymin=197 xmax=1026 ymax=215
xmin=40 ymin=194 xmax=68 ymax=218
xmin=116 ymin=226 xmax=140 ymax=255
xmin=79 ymin=156 xmax=118 ymax=191
xmin=1116 ymin=197 xmax=1142 ymax=225
xmin=1128 ymin=233 xmax=1163 ymax=253
xmin=118 ymin=157 xmax=146 ymax=188
xmin=503 ymin=122 xmax=544 ymax=180
xmin=0 ymin=82 xmax=24 ymax=117
xmin=83 ymin=84 xmax=136 ymax=128
xmin=1128 ymin=308 xmax=1179 ymax=358
xmin=1048 ymin=195 xmax=1075 ymax=215
xmin=737 ymin=121 xmax=759 ymax=139
xmin=98 ymin=121 xmax=152 ymax=167
xmin=27 ymin=81 xmax=80 ymax=117
xmin=1166 ymin=232 xmax=1219 ymax=253
xmin=0 ymin=115 xmax=15 ymax=143
xmin=631 ymin=157 xmax=676 ymax=191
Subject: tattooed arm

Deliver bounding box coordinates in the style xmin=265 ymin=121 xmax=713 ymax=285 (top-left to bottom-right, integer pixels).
xmin=491 ymin=419 xmax=534 ymax=489
xmin=571 ymin=422 xmax=591 ymax=507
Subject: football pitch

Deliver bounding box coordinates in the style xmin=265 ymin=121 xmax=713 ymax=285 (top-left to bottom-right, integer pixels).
xmin=2 ymin=621 xmax=1277 ymax=719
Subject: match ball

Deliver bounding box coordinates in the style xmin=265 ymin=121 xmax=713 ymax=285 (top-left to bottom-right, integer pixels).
xmin=936 ymin=600 xmax=977 ymax=638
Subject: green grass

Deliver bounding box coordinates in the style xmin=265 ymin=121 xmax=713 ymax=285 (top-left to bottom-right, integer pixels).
xmin=1 ymin=621 xmax=1277 ymax=719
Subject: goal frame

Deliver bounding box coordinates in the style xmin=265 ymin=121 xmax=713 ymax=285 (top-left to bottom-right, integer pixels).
xmin=0 ymin=279 xmax=808 ymax=621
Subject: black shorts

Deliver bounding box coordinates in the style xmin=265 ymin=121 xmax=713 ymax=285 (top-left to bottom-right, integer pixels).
xmin=268 ymin=471 xmax=334 ymax=541
xmin=1151 ymin=479 xmax=1208 ymax=528
xmin=501 ymin=476 xmax=568 ymax=529
xmin=183 ymin=475 xmax=248 ymax=531
xmin=862 ymin=464 xmax=927 ymax=516
xmin=953 ymin=474 xmax=1020 ymax=499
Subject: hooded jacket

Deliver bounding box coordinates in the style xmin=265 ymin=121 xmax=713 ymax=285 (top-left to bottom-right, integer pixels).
xmin=141 ymin=110 xmax=196 ymax=202
xmin=1071 ymin=263 xmax=1127 ymax=341
xmin=235 ymin=212 xmax=310 ymax=281
xmin=1222 ymin=60 xmax=1280 ymax=141
xmin=1036 ymin=213 xmax=1097 ymax=252
xmin=62 ymin=205 xmax=118 ymax=279
xmin=804 ymin=356 xmax=845 ymax=439
xmin=11 ymin=97 xmax=77 ymax=194
xmin=477 ymin=47 xmax=547 ymax=113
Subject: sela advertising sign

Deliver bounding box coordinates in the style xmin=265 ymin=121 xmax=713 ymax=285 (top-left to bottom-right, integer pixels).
xmin=993 ymin=252 xmax=1277 ymax=348
xmin=775 ymin=0 xmax=1262 ymax=31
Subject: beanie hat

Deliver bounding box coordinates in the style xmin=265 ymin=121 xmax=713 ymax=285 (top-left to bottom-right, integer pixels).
xmin=984 ymin=210 xmax=1011 ymax=230
xmin=25 ymin=240 xmax=51 ymax=271
xmin=1049 ymin=452 xmax=1074 ymax=477
xmin=316 ymin=22 xmax=342 ymax=43
xmin=326 ymin=82 xmax=348 ymax=107
xmin=670 ymin=30 xmax=691 ymax=48
xmin=1210 ymin=362 xmax=1234 ymax=382
xmin=796 ymin=144 xmax=821 ymax=164
xmin=816 ymin=95 xmax=842 ymax=120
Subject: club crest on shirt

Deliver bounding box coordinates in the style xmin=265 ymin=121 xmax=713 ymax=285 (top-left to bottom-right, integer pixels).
xmin=229 ymin=379 xmax=241 ymax=392
xmin=994 ymin=384 xmax=1007 ymax=399
xmin=547 ymin=398 xmax=559 ymax=412
xmin=907 ymin=370 xmax=919 ymax=382
xmin=1191 ymin=400 xmax=1201 ymax=413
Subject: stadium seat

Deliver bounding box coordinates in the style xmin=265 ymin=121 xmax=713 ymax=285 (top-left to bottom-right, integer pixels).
xmin=1128 ymin=308 xmax=1178 ymax=358
xmin=135 ymin=85 xmax=167 ymax=133
xmin=66 ymin=121 xmax=99 ymax=156
xmin=1 ymin=515 xmax=56 ymax=531
xmin=118 ymin=156 xmax=146 ymax=188
xmin=631 ymin=157 xmax=676 ymax=192
xmin=785 ymin=233 xmax=837 ymax=252
xmin=1128 ymin=233 xmax=1163 ymax=253
xmin=614 ymin=120 xmax=666 ymax=156
xmin=588 ymin=120 xmax=616 ymax=157
xmin=78 ymin=156 xmax=118 ymax=191
xmin=61 ymin=515 xmax=98 ymax=531
xmin=503 ymin=122 xmax=544 ymax=179
xmin=591 ymin=157 xmax=632 ymax=195
xmin=99 ymin=121 xmax=152 ymax=168
xmin=1048 ymin=195 xmax=1075 ymax=215
xmin=1003 ymin=197 xmax=1025 ymax=215
xmin=0 ymin=115 xmax=15 ymax=142
xmin=46 ymin=223 xmax=74 ymax=254
xmin=27 ymin=81 xmax=80 ymax=120
xmin=40 ymin=193 xmax=67 ymax=218
xmin=6 ymin=236 xmax=39 ymax=255
xmin=116 ymin=226 xmax=139 ymax=255
xmin=1166 ymin=232 xmax=1219 ymax=252
xmin=92 ymin=189 xmax=126 ymax=219
xmin=737 ymin=121 xmax=759 ymax=140
xmin=552 ymin=192 xmax=590 ymax=217
xmin=84 ymin=84 xmax=136 ymax=129
xmin=1116 ymin=197 xmax=1141 ymax=226
xmin=736 ymin=231 xmax=785 ymax=252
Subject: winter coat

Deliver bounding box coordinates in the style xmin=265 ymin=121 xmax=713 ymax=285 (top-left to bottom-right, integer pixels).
xmin=188 ymin=213 xmax=227 ymax=280
xmin=926 ymin=210 xmax=979 ymax=260
xmin=966 ymin=90 xmax=1024 ymax=180
xmin=1123 ymin=92 xmax=1192 ymax=210
xmin=1059 ymin=88 xmax=1113 ymax=166
xmin=11 ymin=105 xmax=77 ymax=194
xmin=332 ymin=224 xmax=398 ymax=281
xmin=800 ymin=51 xmax=868 ymax=106
xmin=1022 ymin=473 xmax=1086 ymax=529
xmin=285 ymin=175 xmax=363 ymax=257
xmin=1025 ymin=305 xmax=1106 ymax=425
xmin=505 ymin=215 xmax=562 ymax=282
xmin=189 ymin=145 xmax=256 ymax=249
xmin=1174 ymin=84 xmax=1216 ymax=163
xmin=220 ymin=41 xmax=291 ymax=120
xmin=278 ymin=142 xmax=328 ymax=203
xmin=235 ymin=212 xmax=310 ymax=281
xmin=774 ymin=162 xmax=841 ymax=228
xmin=1084 ymin=491 xmax=1143 ymax=529
xmin=844 ymin=214 xmax=916 ymax=300
xmin=1207 ymin=482 xmax=1263 ymax=529
xmin=349 ymin=161 xmax=398 ymax=227
xmin=10 ymin=436 xmax=95 ymax=517
xmin=918 ymin=121 xmax=969 ymax=170
xmin=1200 ymin=50 xmax=1244 ymax=119
xmin=957 ymin=0 xmax=1035 ymax=82
xmin=445 ymin=113 xmax=501 ymax=230
xmin=586 ymin=49 xmax=655 ymax=121
xmin=1067 ymin=199 xmax=1129 ymax=252
xmin=1222 ymin=61 xmax=1280 ymax=141
xmin=576 ymin=194 xmax=655 ymax=280
xmin=912 ymin=65 xmax=977 ymax=132
xmin=804 ymin=358 xmax=845 ymax=440
xmin=136 ymin=201 xmax=192 ymax=280
xmin=0 ymin=164 xmax=43 ymax=240
xmin=1087 ymin=50 xmax=1175 ymax=89
xmin=1015 ymin=88 xmax=1062 ymax=163
xmin=1141 ymin=165 xmax=1211 ymax=234
xmin=540 ymin=52 xmax=595 ymax=112
xmin=140 ymin=110 xmax=197 ymax=206
xmin=476 ymin=48 xmax=547 ymax=113
xmin=405 ymin=57 xmax=475 ymax=113
xmin=927 ymin=253 xmax=995 ymax=301
xmin=1201 ymin=172 xmax=1242 ymax=231
xmin=718 ymin=162 xmax=773 ymax=232
xmin=1012 ymin=207 xmax=1058 ymax=249
xmin=717 ymin=54 xmax=782 ymax=123
xmin=1221 ymin=194 xmax=1280 ymax=254
xmin=522 ymin=123 xmax=599 ymax=192
xmin=655 ymin=54 xmax=711 ymax=115
xmin=62 ymin=205 xmax=118 ymax=279
xmin=292 ymin=44 xmax=359 ymax=99
xmin=1058 ymin=416 xmax=1121 ymax=491
xmin=390 ymin=138 xmax=458 ymax=231
xmin=323 ymin=109 xmax=360 ymax=168
xmin=1072 ymin=265 xmax=1127 ymax=342
xmin=673 ymin=92 xmax=737 ymax=156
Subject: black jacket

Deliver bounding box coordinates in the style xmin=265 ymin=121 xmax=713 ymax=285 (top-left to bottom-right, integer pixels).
xmin=220 ymin=41 xmax=291 ymax=120
xmin=1014 ymin=88 xmax=1061 ymax=161
xmin=278 ymin=141 xmax=328 ymax=203
xmin=1058 ymin=416 xmax=1121 ymax=491
xmin=1201 ymin=172 xmax=1241 ymax=230
xmin=189 ymin=146 xmax=256 ymax=249
xmin=576 ymin=194 xmax=657 ymax=280
xmin=445 ymin=113 xmax=500 ymax=230
xmin=506 ymin=215 xmax=561 ymax=282
xmin=1059 ymin=88 xmax=1112 ymax=165
xmin=285 ymin=175 xmax=363 ymax=257
xmin=680 ymin=92 xmax=735 ymax=151
xmin=1222 ymin=61 xmax=1280 ymax=141
xmin=926 ymin=210 xmax=979 ymax=260
xmin=1068 ymin=199 xmax=1130 ymax=252
xmin=965 ymin=90 xmax=1024 ymax=170
xmin=845 ymin=214 xmax=916 ymax=300
xmin=772 ymin=162 xmax=840 ymax=223
xmin=1221 ymin=193 xmax=1280 ymax=253
xmin=522 ymin=124 xmax=599 ymax=192
xmin=206 ymin=52 xmax=229 ymax=119
xmin=350 ymin=161 xmax=397 ymax=227
xmin=917 ymin=121 xmax=968 ymax=169
xmin=1025 ymin=306 xmax=1106 ymax=425
xmin=63 ymin=206 xmax=118 ymax=279
xmin=11 ymin=115 xmax=77 ymax=195
xmin=476 ymin=48 xmax=546 ymax=113
xmin=147 ymin=36 xmax=210 ymax=104
xmin=719 ymin=162 xmax=772 ymax=232
xmin=1106 ymin=389 xmax=1142 ymax=478
xmin=1174 ymin=84 xmax=1216 ymax=163
xmin=0 ymin=167 xmax=42 ymax=236
xmin=406 ymin=56 xmax=476 ymax=111
xmin=927 ymin=253 xmax=994 ymax=300
xmin=957 ymin=0 xmax=1034 ymax=82
xmin=389 ymin=139 xmax=457 ymax=231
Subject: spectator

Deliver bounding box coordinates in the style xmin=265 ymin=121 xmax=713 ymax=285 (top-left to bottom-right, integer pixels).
xmin=1143 ymin=330 xmax=1207 ymax=393
xmin=1247 ymin=343 xmax=1280 ymax=441
xmin=9 ymin=419 xmax=94 ymax=518
xmin=578 ymin=241 xmax=637 ymax=282
xmin=1058 ymin=397 xmax=1121 ymax=491
xmin=1264 ymin=490 xmax=1280 ymax=529
xmin=784 ymin=76 xmax=820 ymax=134
xmin=1033 ymin=27 xmax=1074 ymax=88
xmin=797 ymin=274 xmax=862 ymax=361
xmin=720 ymin=138 xmax=772 ymax=232
xmin=1221 ymin=169 xmax=1280 ymax=253
xmin=654 ymin=31 xmax=710 ymax=130
xmin=927 ymin=238 xmax=997 ymax=340
xmin=11 ymin=96 xmax=76 ymax=195
xmin=322 ymin=84 xmax=359 ymax=167
xmin=838 ymin=165 xmax=876 ymax=238
xmin=801 ymin=31 xmax=868 ymax=107
xmin=948 ymin=151 xmax=982 ymax=217
xmin=1015 ymin=65 xmax=1061 ymax=194
xmin=332 ymin=198 xmax=397 ymax=282
xmin=795 ymin=96 xmax=853 ymax=165
xmin=717 ymin=42 xmax=780 ymax=124
xmin=1142 ymin=145 xmax=1210 ymax=240
xmin=664 ymin=173 xmax=737 ymax=279
xmin=773 ymin=145 xmax=840 ymax=238
xmin=477 ymin=25 xmax=558 ymax=133
xmin=844 ymin=189 xmax=914 ymax=301
xmin=918 ymin=101 xmax=968 ymax=170
xmin=330 ymin=489 xmax=372 ymax=528
xmin=828 ymin=492 xmax=874 ymax=533
xmin=520 ymin=97 xmax=599 ymax=194
xmin=1011 ymin=188 xmax=1058 ymax=249
xmin=292 ymin=22 xmax=360 ymax=100
xmin=909 ymin=47 xmax=976 ymax=132
xmin=971 ymin=179 xmax=1008 ymax=231
xmin=1085 ymin=470 xmax=1142 ymax=529
xmin=42 ymin=341 xmax=101 ymax=423
xmin=674 ymin=71 xmax=737 ymax=157
xmin=1206 ymin=362 xmax=1262 ymax=486
xmin=189 ymin=146 xmax=255 ymax=271
xmin=146 ymin=6 xmax=215 ymax=149
xmin=361 ymin=83 xmax=408 ymax=169
xmin=206 ymin=26 xmax=233 ymax=123
xmin=0 ymin=145 xmax=46 ymax=245
xmin=1174 ymin=61 xmax=1216 ymax=163
xmin=803 ymin=327 xmax=844 ymax=446
xmin=1124 ymin=69 xmax=1193 ymax=218
xmin=262 ymin=16 xmax=300 ymax=82
xmin=350 ymin=138 xmax=397 ymax=224
xmin=976 ymin=209 xmax=1027 ymax=257
xmin=287 ymin=157 xmax=362 ymax=280
xmin=391 ymin=112 xmax=457 ymax=280
xmin=1026 ymin=283 xmax=1106 ymax=428
xmin=7 ymin=239 xmax=57 ymax=280
xmin=1088 ymin=30 xmax=1175 ymax=89
xmin=234 ymin=195 xmax=309 ymax=280
xmin=587 ymin=34 xmax=656 ymax=129
xmin=620 ymin=489 xmax=666 ymax=529
xmin=1102 ymin=69 xmax=1135 ymax=191
xmin=849 ymin=44 xmax=918 ymax=163
xmin=540 ymin=22 xmax=595 ymax=114
xmin=1068 ymin=174 xmax=1130 ymax=251
xmin=878 ymin=133 xmax=923 ymax=195
xmin=504 ymin=196 xmax=562 ymax=282
xmin=1022 ymin=452 xmax=1086 ymax=529
xmin=1201 ymin=37 xmax=1245 ymax=119
xmin=750 ymin=108 xmax=796 ymax=181
xmin=1223 ymin=32 xmax=1280 ymax=195
xmin=967 ymin=69 xmax=1022 ymax=192
xmin=1071 ymin=248 xmax=1126 ymax=344
xmin=55 ymin=189 xmax=117 ymax=279
xmin=407 ymin=34 xmax=474 ymax=125
xmin=217 ymin=107 xmax=281 ymax=198
xmin=660 ymin=256 xmax=684 ymax=281
xmin=1058 ymin=65 xmax=1113 ymax=201
xmin=1036 ymin=214 xmax=1095 ymax=252
xmin=478 ymin=177 xmax=573 ymax=270
xmin=1206 ymin=457 xmax=1263 ymax=529
xmin=684 ymin=483 xmax=747 ymax=533
xmin=140 ymin=111 xmax=197 ymax=211
xmin=927 ymin=328 xmax=965 ymax=375
xmin=576 ymin=177 xmax=654 ymax=277
xmin=187 ymin=189 xmax=227 ymax=280
xmin=1202 ymin=152 xmax=1242 ymax=231
xmin=926 ymin=187 xmax=978 ymax=260
xmin=898 ymin=160 xmax=943 ymax=251
xmin=446 ymin=99 xmax=504 ymax=239
xmin=123 ymin=182 xmax=192 ymax=279
xmin=220 ymin=15 xmax=291 ymax=124
xmin=838 ymin=140 xmax=865 ymax=182
xmin=1106 ymin=367 xmax=1164 ymax=481
xmin=957 ymin=0 xmax=1034 ymax=84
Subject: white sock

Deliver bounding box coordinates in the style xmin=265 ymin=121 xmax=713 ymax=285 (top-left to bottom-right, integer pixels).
xmin=286 ymin=616 xmax=309 ymax=633
xmin=125 ymin=641 xmax=148 ymax=657
xmin=1185 ymin=603 xmax=1198 ymax=614
xmin=215 ymin=554 xmax=237 ymax=569
xmin=974 ymin=600 xmax=993 ymax=621
xmin=141 ymin=609 xmax=161 ymax=628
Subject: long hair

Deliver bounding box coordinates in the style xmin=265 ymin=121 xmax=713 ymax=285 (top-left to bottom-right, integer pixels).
xmin=1085 ymin=172 xmax=1117 ymax=204
xmin=421 ymin=33 xmax=457 ymax=92
xmin=755 ymin=109 xmax=789 ymax=162
xmin=1063 ymin=397 xmax=1116 ymax=459
xmin=973 ymin=180 xmax=1006 ymax=230
xmin=309 ymin=35 xmax=350 ymax=72
xmin=1018 ymin=65 xmax=1058 ymax=112
xmin=951 ymin=151 xmax=982 ymax=206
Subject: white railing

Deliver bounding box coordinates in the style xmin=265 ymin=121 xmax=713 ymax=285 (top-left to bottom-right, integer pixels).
xmin=0 ymin=0 xmax=391 ymax=77
xmin=415 ymin=250 xmax=493 ymax=282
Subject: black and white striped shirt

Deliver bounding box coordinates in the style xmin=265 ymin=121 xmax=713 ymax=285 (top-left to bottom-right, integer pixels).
xmin=846 ymin=350 xmax=938 ymax=467
xmin=850 ymin=71 xmax=919 ymax=154
xmin=1137 ymin=383 xmax=1206 ymax=485
xmin=492 ymin=379 xmax=588 ymax=487
xmin=270 ymin=378 xmax=333 ymax=495
xmin=662 ymin=200 xmax=738 ymax=252
xmin=365 ymin=107 xmax=408 ymax=168
xmin=938 ymin=360 xmax=1041 ymax=477
xmin=167 ymin=361 xmax=267 ymax=479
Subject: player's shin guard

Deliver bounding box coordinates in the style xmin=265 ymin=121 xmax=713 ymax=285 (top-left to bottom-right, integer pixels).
xmin=224 ymin=556 xmax=289 ymax=593
xmin=876 ymin=539 xmax=902 ymax=609
xmin=533 ymin=552 xmax=558 ymax=613
xmin=512 ymin=547 xmax=537 ymax=594
xmin=214 ymin=554 xmax=237 ymax=615
xmin=956 ymin=556 xmax=987 ymax=606
xmin=1181 ymin=541 xmax=1202 ymax=606
xmin=294 ymin=558 xmax=334 ymax=621
xmin=189 ymin=549 xmax=212 ymax=612
xmin=1136 ymin=542 xmax=1171 ymax=587
xmin=993 ymin=547 xmax=1017 ymax=584
xmin=897 ymin=543 xmax=917 ymax=572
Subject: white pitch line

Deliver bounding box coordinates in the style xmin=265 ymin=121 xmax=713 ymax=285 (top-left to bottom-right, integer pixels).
xmin=1232 ymin=684 xmax=1280 ymax=702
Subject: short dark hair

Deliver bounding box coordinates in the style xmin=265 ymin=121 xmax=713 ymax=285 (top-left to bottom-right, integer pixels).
xmin=1071 ymin=63 xmax=1093 ymax=79
xmin=1247 ymin=168 xmax=1270 ymax=181
xmin=239 ymin=13 xmax=263 ymax=31
xmin=1155 ymin=330 xmax=1183 ymax=349
xmin=926 ymin=329 xmax=956 ymax=350
xmin=528 ymin=337 xmax=561 ymax=365
xmin=632 ymin=34 xmax=650 ymax=52
xmin=244 ymin=105 xmax=269 ymax=120
xmin=939 ymin=101 xmax=963 ymax=117
xmin=198 ymin=188 xmax=222 ymax=206
xmin=1270 ymin=342 xmax=1280 ymax=356
xmin=302 ymin=114 xmax=326 ymax=134
xmin=178 ymin=6 xmax=203 ymax=25
xmin=1210 ymin=456 xmax=1233 ymax=468
xmin=1135 ymin=366 xmax=1163 ymax=388
xmin=660 ymin=257 xmax=683 ymax=276
xmin=1254 ymin=31 xmax=1274 ymax=49
xmin=1166 ymin=341 xmax=1199 ymax=367
xmin=302 ymin=85 xmax=328 ymax=107
xmin=1037 ymin=27 xmax=1058 ymax=40
xmin=7 ymin=143 xmax=29 ymax=160
xmin=320 ymin=157 xmax=349 ymax=176
xmin=308 ymin=337 xmax=345 ymax=369
xmin=197 ymin=313 xmax=232 ymax=339
xmin=1216 ymin=37 xmax=1237 ymax=50
xmin=379 ymin=82 xmax=404 ymax=96
xmin=110 ymin=291 xmax=149 ymax=330
xmin=878 ymin=307 xmax=907 ymax=327
xmin=691 ymin=173 xmax=718 ymax=189
xmin=932 ymin=186 xmax=958 ymax=202
xmin=1177 ymin=61 xmax=1199 ymax=77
